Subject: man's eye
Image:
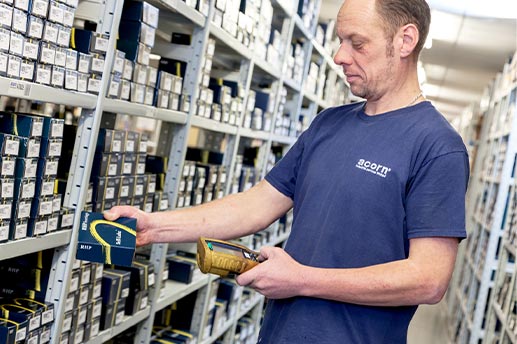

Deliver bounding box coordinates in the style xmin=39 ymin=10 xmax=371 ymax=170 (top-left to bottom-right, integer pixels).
xmin=352 ymin=42 xmax=363 ymax=49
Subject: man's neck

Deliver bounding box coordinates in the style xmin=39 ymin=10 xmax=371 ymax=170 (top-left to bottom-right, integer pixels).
xmin=363 ymin=69 xmax=423 ymax=116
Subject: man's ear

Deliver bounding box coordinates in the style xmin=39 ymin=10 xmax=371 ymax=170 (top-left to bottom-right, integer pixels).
xmin=399 ymin=23 xmax=419 ymax=58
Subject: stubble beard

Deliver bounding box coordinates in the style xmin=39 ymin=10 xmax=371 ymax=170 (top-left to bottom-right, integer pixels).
xmin=350 ymin=42 xmax=395 ymax=100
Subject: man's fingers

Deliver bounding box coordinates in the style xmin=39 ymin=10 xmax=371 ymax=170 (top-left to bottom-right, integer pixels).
xmin=103 ymin=206 xmax=140 ymax=221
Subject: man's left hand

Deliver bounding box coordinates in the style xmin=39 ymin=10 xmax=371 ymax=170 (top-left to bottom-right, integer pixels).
xmin=235 ymin=247 xmax=307 ymax=299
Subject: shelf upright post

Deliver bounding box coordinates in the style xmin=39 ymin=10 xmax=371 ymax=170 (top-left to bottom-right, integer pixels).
xmin=44 ymin=0 xmax=125 ymax=341
xmin=135 ymin=4 xmax=213 ymax=343
xmin=448 ymin=92 xmax=495 ymax=315
xmin=468 ymin=93 xmax=516 ymax=343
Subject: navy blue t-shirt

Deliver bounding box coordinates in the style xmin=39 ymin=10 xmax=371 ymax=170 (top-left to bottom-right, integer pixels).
xmin=260 ymin=101 xmax=469 ymax=343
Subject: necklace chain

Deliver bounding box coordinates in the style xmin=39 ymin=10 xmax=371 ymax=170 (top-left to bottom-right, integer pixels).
xmin=407 ymin=91 xmax=423 ymax=107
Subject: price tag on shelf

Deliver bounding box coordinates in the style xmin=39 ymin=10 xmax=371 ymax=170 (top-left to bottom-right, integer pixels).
xmin=8 ymin=80 xmax=31 ymax=97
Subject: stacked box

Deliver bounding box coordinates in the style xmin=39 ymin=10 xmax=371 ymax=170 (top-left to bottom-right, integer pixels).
xmin=0 ymin=251 xmax=55 ymax=344
xmin=234 ymin=315 xmax=256 ymax=344
xmin=195 ymin=38 xmax=214 ymax=120
xmin=242 ymin=87 xmax=276 ymax=132
xmin=298 ymin=0 xmax=318 ymax=31
xmin=153 ymin=288 xmax=199 ymax=343
xmin=285 ymin=42 xmax=305 ymax=83
xmin=251 ymin=0 xmax=274 ymax=61
xmin=59 ymin=260 xmax=103 ymax=343
xmin=70 ymin=26 xmax=110 ymax=93
xmin=304 ymin=61 xmax=320 ymax=95
xmin=158 ymin=57 xmax=190 ymax=112
xmin=0 ymin=0 xmax=79 ymax=85
xmin=0 ymin=112 xmax=71 ymax=243
xmin=91 ymin=128 xmax=157 ymax=213
xmin=144 ymin=154 xmax=169 ymax=212
xmin=115 ymin=259 xmax=154 ymax=316
xmin=176 ymin=158 xmax=227 ymax=209
xmin=272 ymin=87 xmax=291 ymax=136
xmin=98 ymin=268 xmax=130 ymax=332
xmin=207 ymin=77 xmax=245 ymax=126
xmin=213 ymin=0 xmax=254 ymax=47
xmin=115 ymin=1 xmax=160 ymax=106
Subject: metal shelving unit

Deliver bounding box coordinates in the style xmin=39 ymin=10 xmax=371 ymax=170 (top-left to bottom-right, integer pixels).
xmin=450 ymin=52 xmax=517 ymax=344
xmin=0 ymin=0 xmax=349 ymax=343
xmin=0 ymin=230 xmax=72 ymax=261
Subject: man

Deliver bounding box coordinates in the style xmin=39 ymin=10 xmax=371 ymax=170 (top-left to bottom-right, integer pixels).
xmin=105 ymin=0 xmax=469 ymax=342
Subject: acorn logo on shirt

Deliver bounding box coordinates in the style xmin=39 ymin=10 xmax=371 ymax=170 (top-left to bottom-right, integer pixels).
xmin=355 ymin=159 xmax=392 ymax=178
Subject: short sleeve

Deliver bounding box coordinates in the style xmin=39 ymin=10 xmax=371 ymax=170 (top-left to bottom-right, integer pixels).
xmin=265 ymin=131 xmax=307 ymax=199
xmin=406 ymin=151 xmax=470 ymax=240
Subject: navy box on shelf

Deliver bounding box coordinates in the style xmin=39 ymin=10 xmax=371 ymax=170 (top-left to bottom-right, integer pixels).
xmin=76 ymin=212 xmax=137 ymax=266
xmin=0 ymin=112 xmax=44 ymax=137
xmin=121 ymin=1 xmax=159 ymax=28
xmin=101 ymin=268 xmax=131 ymax=304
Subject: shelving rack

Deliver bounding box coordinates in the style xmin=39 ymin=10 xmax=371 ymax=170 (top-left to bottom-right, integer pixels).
xmin=0 ymin=0 xmax=349 ymax=343
xmin=449 ymin=51 xmax=517 ymax=344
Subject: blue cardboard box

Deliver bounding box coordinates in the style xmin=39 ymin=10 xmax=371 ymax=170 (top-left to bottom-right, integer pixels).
xmin=76 ymin=212 xmax=136 ymax=267
xmin=0 ymin=112 xmax=44 ymax=137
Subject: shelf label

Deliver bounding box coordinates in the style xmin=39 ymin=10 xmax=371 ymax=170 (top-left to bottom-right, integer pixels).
xmin=8 ymin=80 xmax=31 ymax=98
xmin=15 ymin=223 xmax=27 ymax=239
xmin=0 ymin=225 xmax=8 ymax=241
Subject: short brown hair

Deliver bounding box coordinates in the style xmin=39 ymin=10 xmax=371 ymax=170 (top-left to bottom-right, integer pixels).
xmin=375 ymin=0 xmax=431 ymax=59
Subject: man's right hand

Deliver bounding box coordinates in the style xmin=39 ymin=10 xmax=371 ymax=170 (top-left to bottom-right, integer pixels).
xmin=104 ymin=206 xmax=154 ymax=246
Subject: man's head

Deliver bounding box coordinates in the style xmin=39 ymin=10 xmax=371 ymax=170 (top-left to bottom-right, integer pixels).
xmin=334 ymin=0 xmax=431 ymax=101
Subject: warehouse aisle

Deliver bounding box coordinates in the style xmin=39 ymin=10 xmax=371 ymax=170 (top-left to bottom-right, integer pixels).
xmin=408 ymin=301 xmax=450 ymax=344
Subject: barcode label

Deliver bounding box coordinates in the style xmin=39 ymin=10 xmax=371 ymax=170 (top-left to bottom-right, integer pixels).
xmin=22 ymin=182 xmax=35 ymax=198
xmin=48 ymin=217 xmax=58 ymax=231
xmin=15 ymin=223 xmax=27 ymax=239
xmin=0 ymin=225 xmax=8 ymax=241
xmin=137 ymin=162 xmax=145 ymax=174
xmin=26 ymin=161 xmax=37 ymax=178
xmin=115 ymin=310 xmax=124 ymax=325
xmin=112 ymin=140 xmax=121 ymax=152
xmin=40 ymin=328 xmax=51 ymax=343
xmin=29 ymin=315 xmax=41 ymax=331
xmin=141 ymin=295 xmax=148 ymax=309
xmin=34 ymin=220 xmax=47 ymax=235
xmin=106 ymin=187 xmax=115 ymax=199
xmin=46 ymin=161 xmax=58 ymax=175
xmin=49 ymin=141 xmax=62 ymax=156
xmin=1 ymin=181 xmax=13 ymax=198
xmin=148 ymin=273 xmax=155 ymax=286
xmin=108 ymin=164 xmax=117 ymax=176
xmin=40 ymin=200 xmax=53 ymax=215
xmin=42 ymin=181 xmax=54 ymax=195
xmin=123 ymin=163 xmax=132 ymax=174
xmin=28 ymin=140 xmax=41 ymax=158
xmin=93 ymin=302 xmax=102 ymax=318
xmin=121 ymin=185 xmax=129 ymax=197
xmin=0 ymin=204 xmax=11 ymax=219
xmin=135 ymin=184 xmax=144 ymax=196
xmin=16 ymin=327 xmax=27 ymax=341
xmin=62 ymin=214 xmax=73 ymax=228
xmin=18 ymin=201 xmax=31 ymax=218
xmin=32 ymin=121 xmax=43 ymax=136
xmin=5 ymin=139 xmax=20 ymax=155
xmin=1 ymin=159 xmax=15 ymax=176
xmin=42 ymin=309 xmax=53 ymax=324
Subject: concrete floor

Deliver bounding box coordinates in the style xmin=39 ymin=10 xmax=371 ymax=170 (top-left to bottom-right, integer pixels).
xmin=408 ymin=301 xmax=450 ymax=344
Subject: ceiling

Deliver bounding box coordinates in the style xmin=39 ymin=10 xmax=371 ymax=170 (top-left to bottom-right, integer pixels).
xmin=319 ymin=0 xmax=517 ymax=120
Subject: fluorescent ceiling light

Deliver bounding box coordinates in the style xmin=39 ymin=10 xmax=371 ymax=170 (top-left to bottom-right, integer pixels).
xmin=427 ymin=0 xmax=517 ymax=19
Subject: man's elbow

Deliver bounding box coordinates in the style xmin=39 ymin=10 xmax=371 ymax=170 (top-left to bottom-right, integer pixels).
xmin=421 ymin=279 xmax=449 ymax=304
